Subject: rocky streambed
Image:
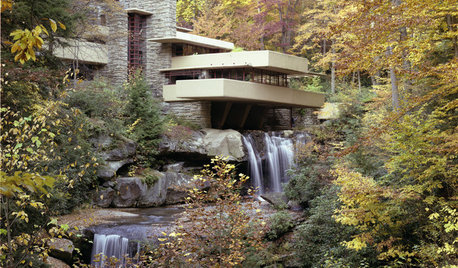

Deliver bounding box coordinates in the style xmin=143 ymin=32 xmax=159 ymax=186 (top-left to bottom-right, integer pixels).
xmin=46 ymin=128 xmax=310 ymax=266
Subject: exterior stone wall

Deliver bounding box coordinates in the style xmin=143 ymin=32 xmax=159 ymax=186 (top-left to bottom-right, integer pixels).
xmin=263 ymin=108 xmax=292 ymax=130
xmin=100 ymin=7 xmax=128 ymax=84
xmin=167 ymin=101 xmax=212 ymax=128
xmin=292 ymin=107 xmax=320 ymax=127
xmin=118 ymin=0 xmax=176 ymax=97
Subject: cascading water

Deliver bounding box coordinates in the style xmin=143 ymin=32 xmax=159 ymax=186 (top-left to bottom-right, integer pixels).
xmin=88 ymin=207 xmax=183 ymax=267
xmin=91 ymin=234 xmax=138 ymax=267
xmin=265 ymin=133 xmax=294 ymax=192
xmin=242 ymin=135 xmax=264 ymax=194
xmin=243 ymin=132 xmax=306 ymax=194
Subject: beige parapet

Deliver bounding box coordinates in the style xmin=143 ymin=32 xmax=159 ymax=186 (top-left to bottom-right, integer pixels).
xmin=52 ymin=39 xmax=108 ymax=65
xmin=163 ymin=79 xmax=324 ymax=108
xmin=162 ymin=50 xmax=308 ymax=75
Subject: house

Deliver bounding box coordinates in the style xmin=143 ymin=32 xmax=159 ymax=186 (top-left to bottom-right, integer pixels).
xmin=53 ymin=0 xmax=324 ymax=130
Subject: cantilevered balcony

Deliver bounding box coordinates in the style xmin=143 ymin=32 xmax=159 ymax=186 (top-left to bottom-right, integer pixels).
xmin=53 ymin=39 xmax=108 ymax=65
xmin=162 ymin=50 xmax=308 ymax=75
xmin=163 ymin=79 xmax=324 ymax=108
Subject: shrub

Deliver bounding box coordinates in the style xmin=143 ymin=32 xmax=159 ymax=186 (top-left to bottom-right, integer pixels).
xmin=65 ymin=78 xmax=126 ymax=137
xmin=140 ymin=168 xmax=160 ymax=187
xmin=293 ymin=186 xmax=378 ymax=268
xmin=125 ymin=73 xmax=164 ymax=167
xmin=284 ymin=143 xmax=327 ymax=208
xmin=148 ymin=157 xmax=266 ymax=267
xmin=266 ymin=211 xmax=295 ymax=240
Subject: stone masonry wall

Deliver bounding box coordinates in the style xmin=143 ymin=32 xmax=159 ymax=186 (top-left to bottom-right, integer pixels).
xmin=264 ymin=108 xmax=292 ymax=130
xmin=167 ymin=101 xmax=212 ymax=128
xmin=119 ymin=0 xmax=176 ymax=97
xmin=292 ymin=107 xmax=320 ymax=127
xmin=99 ymin=4 xmax=128 ymax=84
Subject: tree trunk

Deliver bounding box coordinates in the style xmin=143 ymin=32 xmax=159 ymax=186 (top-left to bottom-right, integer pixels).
xmin=358 ymin=70 xmax=361 ymax=92
xmin=331 ymin=41 xmax=336 ymax=94
xmin=387 ymin=46 xmax=400 ymax=110
xmin=446 ymin=14 xmax=458 ymax=58
xmin=323 ymin=39 xmax=326 ymax=55
xmin=399 ymin=26 xmax=412 ymax=95
xmin=256 ymin=0 xmax=265 ymax=49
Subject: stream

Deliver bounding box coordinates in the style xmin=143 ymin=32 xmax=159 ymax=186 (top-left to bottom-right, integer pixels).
xmin=89 ymin=207 xmax=183 ymax=267
xmin=88 ymin=131 xmax=308 ymax=267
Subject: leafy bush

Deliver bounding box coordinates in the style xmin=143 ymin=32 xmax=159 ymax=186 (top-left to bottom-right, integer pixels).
xmin=284 ymin=142 xmax=328 ymax=208
xmin=65 ymin=78 xmax=126 ymax=137
xmin=125 ymin=73 xmax=164 ymax=167
xmin=290 ymin=76 xmax=326 ymax=93
xmin=266 ymin=211 xmax=295 ymax=241
xmin=293 ymin=186 xmax=378 ymax=268
xmin=148 ymin=157 xmax=266 ymax=267
xmin=45 ymin=108 xmax=99 ymax=214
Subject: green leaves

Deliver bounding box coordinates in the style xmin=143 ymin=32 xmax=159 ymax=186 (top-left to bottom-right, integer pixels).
xmin=0 ymin=171 xmax=55 ymax=198
xmin=150 ymin=157 xmax=265 ymax=266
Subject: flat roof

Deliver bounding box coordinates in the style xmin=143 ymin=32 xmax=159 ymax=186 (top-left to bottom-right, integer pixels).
xmin=176 ymin=26 xmax=192 ymax=33
xmin=125 ymin=8 xmax=153 ymax=15
xmin=161 ymin=50 xmax=309 ymax=75
xmin=149 ymin=31 xmax=234 ymax=51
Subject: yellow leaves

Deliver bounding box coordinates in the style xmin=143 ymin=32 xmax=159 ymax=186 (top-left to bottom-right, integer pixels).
xmin=12 ymin=210 xmax=29 ymax=223
xmin=342 ymin=237 xmax=367 ymax=251
xmin=49 ymin=19 xmax=57 ymax=32
xmin=168 ymin=232 xmax=177 ymax=237
xmin=7 ymin=16 xmax=65 ymax=63
xmin=152 ymin=157 xmax=265 ymax=266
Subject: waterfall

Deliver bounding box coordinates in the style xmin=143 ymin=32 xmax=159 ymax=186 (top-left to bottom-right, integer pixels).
xmin=265 ymin=133 xmax=294 ymax=192
xmin=242 ymin=135 xmax=264 ymax=194
xmin=243 ymin=132 xmax=301 ymax=194
xmin=91 ymin=234 xmax=139 ymax=267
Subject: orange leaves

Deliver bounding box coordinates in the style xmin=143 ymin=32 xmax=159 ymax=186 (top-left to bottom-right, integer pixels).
xmin=150 ymin=157 xmax=265 ymax=267
xmin=1 ymin=0 xmax=12 ymax=13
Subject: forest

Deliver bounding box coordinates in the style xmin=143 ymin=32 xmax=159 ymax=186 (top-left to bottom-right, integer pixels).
xmin=1 ymin=0 xmax=457 ymax=267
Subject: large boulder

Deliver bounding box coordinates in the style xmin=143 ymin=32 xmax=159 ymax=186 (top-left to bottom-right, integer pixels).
xmin=202 ymin=128 xmax=245 ymax=161
xmin=112 ymin=177 xmax=143 ymax=207
xmin=45 ymin=256 xmax=71 ymax=268
xmin=159 ymin=128 xmax=245 ymax=161
xmin=101 ymin=137 xmax=136 ymax=161
xmin=164 ymin=172 xmax=194 ymax=205
xmin=48 ymin=238 xmax=74 ymax=264
xmin=93 ymin=188 xmax=115 ymax=208
xmin=137 ymin=171 xmax=168 ymax=207
xmin=108 ymin=172 xmax=195 ymax=208
xmin=94 ymin=137 xmax=137 ymax=180
xmin=97 ymin=159 xmax=134 ymax=180
xmin=159 ymin=131 xmax=206 ymax=154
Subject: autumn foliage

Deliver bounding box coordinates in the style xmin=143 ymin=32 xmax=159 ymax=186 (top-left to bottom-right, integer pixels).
xmin=148 ymin=157 xmax=266 ymax=267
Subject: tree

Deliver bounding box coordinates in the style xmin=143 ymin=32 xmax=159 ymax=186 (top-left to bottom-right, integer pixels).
xmin=328 ymin=1 xmax=457 ymax=265
xmin=0 ymin=105 xmax=56 ymax=267
xmin=192 ymin=0 xmax=264 ymax=50
xmin=256 ymin=0 xmax=303 ymax=52
xmin=1 ymin=0 xmax=69 ymax=63
xmin=292 ymin=0 xmax=341 ymax=94
xmin=149 ymin=157 xmax=266 ymax=267
xmin=125 ymin=72 xmax=164 ymax=167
